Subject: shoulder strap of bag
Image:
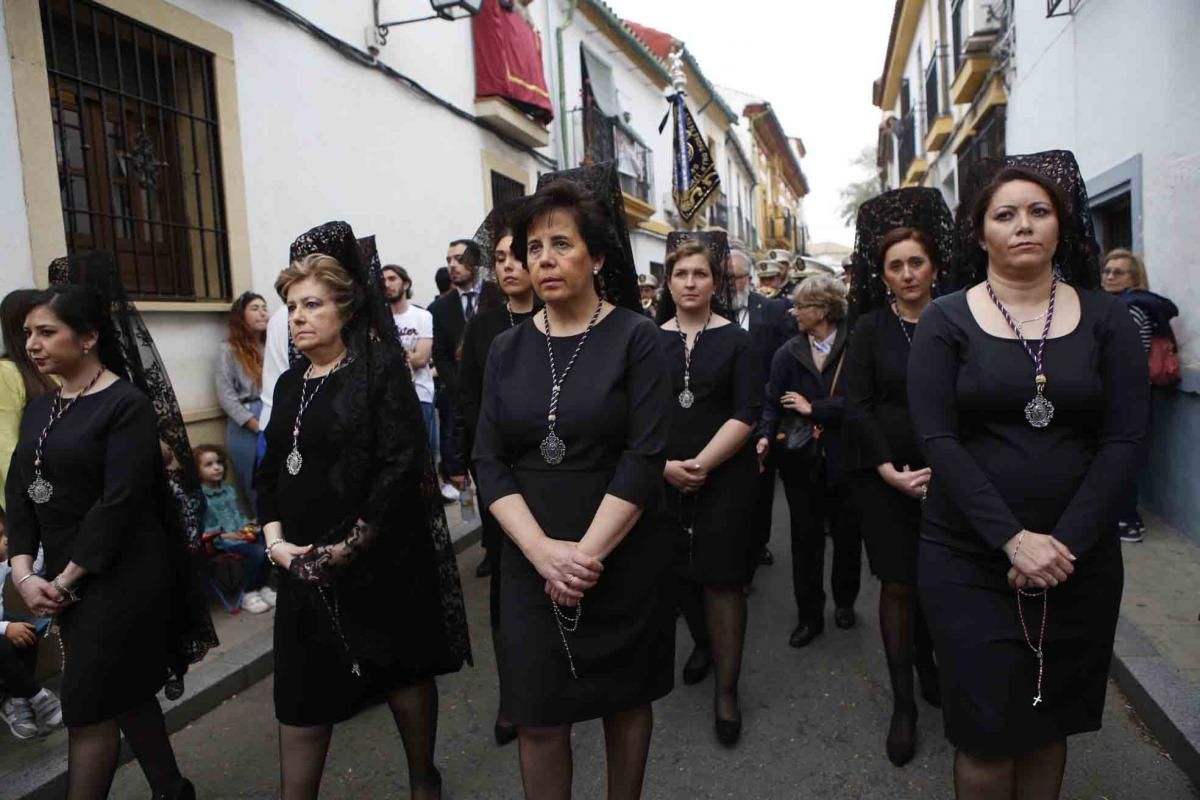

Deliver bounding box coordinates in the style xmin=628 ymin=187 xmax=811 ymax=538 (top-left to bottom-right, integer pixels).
xmin=829 ymin=350 xmax=847 ymax=395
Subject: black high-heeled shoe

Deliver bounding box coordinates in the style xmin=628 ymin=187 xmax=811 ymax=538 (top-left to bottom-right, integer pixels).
xmin=714 ymin=696 xmax=742 ymax=747
xmin=885 ymin=705 xmax=917 ymax=767
xmin=682 ymin=644 xmax=713 ymax=685
xmin=494 ymin=717 xmax=518 ymax=746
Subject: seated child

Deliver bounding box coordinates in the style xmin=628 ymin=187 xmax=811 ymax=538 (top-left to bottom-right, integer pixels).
xmin=0 ymin=531 xmax=63 ymax=739
xmin=194 ymin=445 xmax=274 ymax=614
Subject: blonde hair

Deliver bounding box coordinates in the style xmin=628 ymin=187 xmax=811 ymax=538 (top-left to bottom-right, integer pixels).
xmin=1103 ymin=248 xmax=1150 ymax=290
xmin=274 ymin=253 xmax=356 ymax=321
xmin=793 ymin=274 xmax=848 ymax=322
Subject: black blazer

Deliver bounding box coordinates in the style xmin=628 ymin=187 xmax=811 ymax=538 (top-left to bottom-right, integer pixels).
xmin=759 ymin=321 xmax=851 ymax=484
xmin=746 ymin=292 xmax=796 ymax=389
xmin=430 ymin=282 xmax=502 ymax=400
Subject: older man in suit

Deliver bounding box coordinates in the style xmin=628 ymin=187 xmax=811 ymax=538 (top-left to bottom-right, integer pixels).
xmin=730 ymin=248 xmax=796 ymax=576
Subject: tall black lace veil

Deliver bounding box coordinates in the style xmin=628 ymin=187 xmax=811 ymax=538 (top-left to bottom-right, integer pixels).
xmin=654 ymin=229 xmax=734 ymax=324
xmin=286 ymin=221 xmax=471 ymax=668
xmin=48 ymin=251 xmax=218 ymax=679
xmin=848 ymin=187 xmax=957 ymax=320
xmin=533 ymin=161 xmax=641 ymax=313
xmin=949 ymin=149 xmax=1101 ymax=292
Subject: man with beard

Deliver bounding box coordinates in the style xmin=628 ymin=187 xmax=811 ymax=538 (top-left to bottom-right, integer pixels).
xmin=732 ymin=248 xmax=796 ymax=574
xmin=447 ymin=222 xmax=538 ymax=747
xmin=430 ymin=239 xmax=501 ymax=497
xmin=383 ymin=265 xmax=436 ymax=445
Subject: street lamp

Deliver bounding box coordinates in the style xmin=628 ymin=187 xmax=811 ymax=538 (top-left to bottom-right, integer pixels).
xmin=375 ymin=0 xmax=483 ymax=31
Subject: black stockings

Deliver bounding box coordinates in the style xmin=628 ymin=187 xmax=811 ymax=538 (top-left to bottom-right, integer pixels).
xmin=278 ymin=680 xmax=442 ymax=800
xmin=953 ymin=741 xmax=1067 ymax=800
xmin=67 ymin=697 xmax=185 ymax=800
xmin=878 ymin=582 xmax=937 ymax=713
xmin=385 ymin=679 xmax=442 ymax=799
xmin=704 ymin=587 xmax=747 ymax=719
xmin=517 ymin=705 xmax=655 ymax=800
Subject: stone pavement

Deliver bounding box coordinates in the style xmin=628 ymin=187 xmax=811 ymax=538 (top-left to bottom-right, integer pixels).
xmin=102 ymin=501 xmax=1195 ymax=799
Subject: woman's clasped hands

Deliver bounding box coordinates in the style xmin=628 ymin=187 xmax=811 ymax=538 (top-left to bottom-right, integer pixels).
xmin=1004 ymin=530 xmax=1076 ymax=590
xmin=533 ymin=537 xmax=603 ymax=609
xmin=664 ymin=459 xmax=707 ymax=493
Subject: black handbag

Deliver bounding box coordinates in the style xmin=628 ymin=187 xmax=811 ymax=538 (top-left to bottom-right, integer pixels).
xmin=770 ymin=349 xmax=846 ymax=457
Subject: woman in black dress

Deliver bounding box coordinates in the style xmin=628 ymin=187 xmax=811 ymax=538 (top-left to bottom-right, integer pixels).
xmin=756 ymin=274 xmax=861 ymax=649
xmin=843 ymin=188 xmax=954 ymax=766
xmin=656 ymin=232 xmax=760 ymax=746
xmin=908 ymin=151 xmax=1149 ymax=799
xmin=450 ymin=199 xmax=540 ymax=746
xmin=473 ymin=164 xmax=673 ymax=799
xmin=257 ymin=222 xmax=470 ymax=800
xmin=7 ymin=256 xmax=216 ymax=799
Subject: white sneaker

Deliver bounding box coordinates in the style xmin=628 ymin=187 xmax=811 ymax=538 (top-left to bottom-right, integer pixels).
xmin=439 ymin=483 xmax=460 ymax=502
xmin=258 ymin=586 xmax=277 ymax=608
xmin=1 ymin=697 xmax=38 ymax=739
xmin=240 ymin=591 xmax=271 ymax=614
xmin=29 ymin=689 xmax=63 ymax=734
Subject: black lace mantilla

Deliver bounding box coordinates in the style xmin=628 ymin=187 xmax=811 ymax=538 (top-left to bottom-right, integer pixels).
xmin=951 ymin=149 xmax=1101 ymax=291
xmin=286 ymin=221 xmax=472 ymax=668
xmin=848 ymin=187 xmax=957 ymax=320
xmin=48 ymin=252 xmax=218 ymax=677
xmin=533 ymin=161 xmax=642 ymax=313
xmin=655 ymin=229 xmax=735 ymax=324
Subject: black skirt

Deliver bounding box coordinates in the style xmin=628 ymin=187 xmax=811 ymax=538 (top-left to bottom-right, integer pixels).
xmin=854 ymin=471 xmax=921 ymax=585
xmin=918 ymin=538 xmax=1122 ymax=757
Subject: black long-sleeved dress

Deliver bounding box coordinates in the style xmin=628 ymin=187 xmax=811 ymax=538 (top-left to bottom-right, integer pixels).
xmin=5 ymin=380 xmax=171 ymax=725
xmin=473 ymin=307 xmax=674 ymax=726
xmin=659 ymin=324 xmax=761 ymax=588
xmin=258 ymin=361 xmax=465 ymax=726
xmin=844 ymin=308 xmax=924 ymax=584
xmin=908 ymin=288 xmax=1149 ymax=757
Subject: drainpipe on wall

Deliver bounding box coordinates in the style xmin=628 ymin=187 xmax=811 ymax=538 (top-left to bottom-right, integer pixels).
xmin=556 ymin=0 xmax=579 ymax=168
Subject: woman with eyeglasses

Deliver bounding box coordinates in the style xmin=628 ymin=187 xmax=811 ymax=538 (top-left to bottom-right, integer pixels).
xmin=1100 ymin=249 xmax=1178 ymax=543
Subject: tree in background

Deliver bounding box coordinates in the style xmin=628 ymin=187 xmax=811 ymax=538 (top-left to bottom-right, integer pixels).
xmin=838 ymin=145 xmax=882 ymax=227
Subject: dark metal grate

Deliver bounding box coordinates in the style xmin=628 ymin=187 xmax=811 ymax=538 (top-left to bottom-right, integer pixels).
xmin=41 ymin=0 xmax=231 ymax=301
xmin=924 ymin=53 xmax=940 ymax=131
xmin=951 ymin=0 xmax=964 ymax=75
xmin=491 ymin=171 xmax=525 ymax=209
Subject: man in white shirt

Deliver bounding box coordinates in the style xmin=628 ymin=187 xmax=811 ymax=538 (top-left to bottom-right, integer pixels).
xmin=383 ymin=265 xmax=436 ymax=438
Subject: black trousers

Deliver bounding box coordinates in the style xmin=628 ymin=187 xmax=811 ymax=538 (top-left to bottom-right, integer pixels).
xmin=747 ymin=456 xmax=778 ymax=582
xmin=0 ymin=634 xmax=40 ymax=699
xmin=777 ymin=454 xmax=861 ymax=625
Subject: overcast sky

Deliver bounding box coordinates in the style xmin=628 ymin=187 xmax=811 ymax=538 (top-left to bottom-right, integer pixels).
xmin=603 ymin=0 xmax=896 ymax=248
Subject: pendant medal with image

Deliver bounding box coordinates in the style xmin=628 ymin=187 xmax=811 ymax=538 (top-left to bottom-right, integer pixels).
xmin=286 ymin=448 xmax=304 ymax=476
xmin=27 ymin=476 xmax=53 ymax=505
xmin=678 ymin=389 xmax=695 ymax=409
xmin=540 ymin=432 xmax=566 ymax=465
xmin=1025 ymin=390 xmax=1055 ymax=429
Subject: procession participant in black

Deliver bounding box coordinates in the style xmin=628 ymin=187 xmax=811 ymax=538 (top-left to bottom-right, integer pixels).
xmin=656 ymin=231 xmax=760 ymax=746
xmin=257 ymin=222 xmax=470 ymax=800
xmin=447 ymin=198 xmax=540 ymax=746
xmin=7 ymin=251 xmax=218 ymax=800
xmin=908 ymin=151 xmax=1148 ymax=799
xmin=843 ymin=188 xmax=955 ymax=766
xmin=731 ymin=248 xmax=795 ymax=574
xmin=473 ymin=163 xmax=673 ymax=799
xmin=756 ymin=274 xmax=861 ymax=649
xmin=430 ymin=237 xmax=502 ymax=483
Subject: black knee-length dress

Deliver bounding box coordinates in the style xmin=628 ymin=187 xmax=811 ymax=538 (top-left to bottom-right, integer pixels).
xmin=907 ymin=289 xmax=1149 ymax=757
xmin=844 ymin=308 xmax=924 ymax=584
xmin=258 ymin=359 xmax=467 ymax=726
xmin=659 ymin=323 xmax=762 ymax=588
xmin=5 ymin=381 xmax=171 ymax=726
xmin=473 ymin=307 xmax=675 ymax=726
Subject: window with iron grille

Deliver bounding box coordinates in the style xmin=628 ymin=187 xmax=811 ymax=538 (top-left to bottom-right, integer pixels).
xmin=925 ymin=53 xmax=940 ymax=130
xmin=491 ymin=171 xmax=525 ymax=209
xmin=955 ymin=107 xmax=1007 ymax=203
xmin=41 ymin=0 xmax=230 ymax=301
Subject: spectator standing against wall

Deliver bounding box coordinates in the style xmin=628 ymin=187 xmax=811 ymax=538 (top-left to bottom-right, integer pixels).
xmin=216 ymin=292 xmax=269 ymax=508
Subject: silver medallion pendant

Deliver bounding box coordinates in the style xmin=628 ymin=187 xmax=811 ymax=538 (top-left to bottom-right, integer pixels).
xmin=27 ymin=476 xmax=53 ymax=505
xmin=540 ymin=431 xmax=566 ymax=465
xmin=285 ymin=448 xmax=304 ymax=476
xmin=1025 ymin=393 xmax=1055 ymax=429
xmin=678 ymin=389 xmax=695 ymax=409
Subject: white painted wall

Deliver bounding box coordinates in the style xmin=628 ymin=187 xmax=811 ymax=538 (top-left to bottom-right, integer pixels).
xmin=0 ymin=2 xmax=34 ymax=304
xmin=1006 ymin=0 xmax=1200 ymax=360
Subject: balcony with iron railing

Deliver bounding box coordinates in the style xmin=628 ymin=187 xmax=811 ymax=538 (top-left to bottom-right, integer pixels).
xmin=584 ymin=108 xmax=655 ymax=222
xmin=898 ymin=112 xmax=916 ymax=182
